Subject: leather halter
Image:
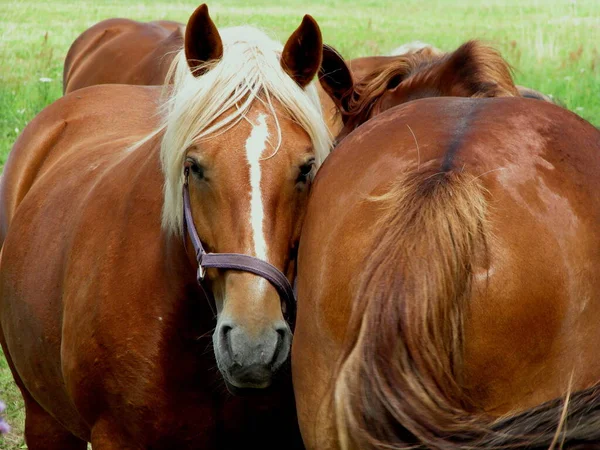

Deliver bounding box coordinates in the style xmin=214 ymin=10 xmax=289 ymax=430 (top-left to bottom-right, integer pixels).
xmin=182 ymin=167 xmax=296 ymax=325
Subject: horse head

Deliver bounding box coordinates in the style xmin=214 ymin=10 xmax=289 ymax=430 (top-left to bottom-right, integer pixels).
xmin=158 ymin=4 xmax=338 ymax=392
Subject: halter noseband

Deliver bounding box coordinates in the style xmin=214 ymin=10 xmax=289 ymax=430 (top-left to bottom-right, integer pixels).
xmin=182 ymin=167 xmax=296 ymax=325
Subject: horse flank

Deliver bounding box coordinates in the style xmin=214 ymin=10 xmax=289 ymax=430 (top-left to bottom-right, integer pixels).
xmin=333 ymin=167 xmax=600 ymax=449
xmin=130 ymin=25 xmax=332 ymax=236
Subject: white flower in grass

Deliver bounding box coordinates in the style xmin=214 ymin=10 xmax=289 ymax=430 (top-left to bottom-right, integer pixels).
xmin=576 ymin=107 xmax=584 ymax=111
xmin=39 ymin=77 xmax=52 ymax=83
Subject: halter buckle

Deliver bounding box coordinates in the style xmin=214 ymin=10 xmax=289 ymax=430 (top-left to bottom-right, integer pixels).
xmin=197 ymin=265 xmax=205 ymax=282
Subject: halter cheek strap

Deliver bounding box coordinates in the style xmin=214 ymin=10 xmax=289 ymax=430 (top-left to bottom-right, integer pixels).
xmin=182 ymin=168 xmax=297 ymax=325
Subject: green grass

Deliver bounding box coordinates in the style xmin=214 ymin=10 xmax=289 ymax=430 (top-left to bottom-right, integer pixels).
xmin=0 ymin=0 xmax=599 ymax=447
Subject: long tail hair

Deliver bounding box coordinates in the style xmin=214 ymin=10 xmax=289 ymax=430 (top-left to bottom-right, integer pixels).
xmin=334 ymin=167 xmax=600 ymax=450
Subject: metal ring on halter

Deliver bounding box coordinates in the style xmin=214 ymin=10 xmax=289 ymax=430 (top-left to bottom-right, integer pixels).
xmin=197 ymin=265 xmax=205 ymax=282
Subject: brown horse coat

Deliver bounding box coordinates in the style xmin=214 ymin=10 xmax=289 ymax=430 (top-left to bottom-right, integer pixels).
xmin=63 ymin=18 xmax=184 ymax=93
xmin=292 ymin=96 xmax=600 ymax=449
xmin=316 ymin=40 xmax=555 ymax=139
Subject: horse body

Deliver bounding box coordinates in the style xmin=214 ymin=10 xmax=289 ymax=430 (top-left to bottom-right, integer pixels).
xmin=1 ymin=4 xmax=339 ymax=448
xmin=63 ymin=18 xmax=184 ymax=93
xmin=1 ymin=84 xmax=215 ymax=445
xmin=1 ymin=82 xmax=305 ymax=449
xmin=293 ymin=97 xmax=600 ymax=449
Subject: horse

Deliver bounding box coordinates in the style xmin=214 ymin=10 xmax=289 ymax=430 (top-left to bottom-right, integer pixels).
xmin=62 ymin=18 xmax=184 ymax=93
xmin=320 ymin=39 xmax=521 ymax=142
xmin=0 ymin=4 xmax=345 ymax=448
xmin=62 ymin=16 xmax=343 ymax=138
xmin=292 ymin=51 xmax=600 ymax=449
xmin=343 ymin=40 xmax=555 ymax=105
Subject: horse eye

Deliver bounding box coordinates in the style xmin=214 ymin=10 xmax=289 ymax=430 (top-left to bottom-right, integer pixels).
xmin=297 ymin=160 xmax=315 ymax=182
xmin=185 ymin=158 xmax=205 ymax=180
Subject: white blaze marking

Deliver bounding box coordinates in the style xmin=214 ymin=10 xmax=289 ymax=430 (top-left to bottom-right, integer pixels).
xmin=245 ymin=114 xmax=269 ymax=266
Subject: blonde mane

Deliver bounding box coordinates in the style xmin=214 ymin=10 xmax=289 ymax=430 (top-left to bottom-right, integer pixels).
xmin=144 ymin=25 xmax=332 ymax=236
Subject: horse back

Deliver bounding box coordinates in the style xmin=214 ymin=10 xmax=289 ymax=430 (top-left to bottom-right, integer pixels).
xmin=63 ymin=18 xmax=184 ymax=94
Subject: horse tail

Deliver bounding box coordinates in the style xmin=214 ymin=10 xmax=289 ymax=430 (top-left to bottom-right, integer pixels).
xmin=333 ymin=167 xmax=600 ymax=450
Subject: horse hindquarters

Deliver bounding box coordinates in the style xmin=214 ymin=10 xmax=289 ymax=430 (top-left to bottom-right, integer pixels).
xmin=294 ymin=97 xmax=600 ymax=449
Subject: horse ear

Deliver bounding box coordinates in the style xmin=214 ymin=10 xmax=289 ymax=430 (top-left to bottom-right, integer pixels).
xmin=319 ymin=44 xmax=354 ymax=111
xmin=184 ymin=4 xmax=223 ymax=77
xmin=281 ymin=15 xmax=323 ymax=88
xmin=436 ymin=41 xmax=518 ymax=97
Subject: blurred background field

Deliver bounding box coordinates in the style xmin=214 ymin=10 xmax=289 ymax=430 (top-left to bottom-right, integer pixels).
xmin=1 ymin=0 xmax=599 ymax=447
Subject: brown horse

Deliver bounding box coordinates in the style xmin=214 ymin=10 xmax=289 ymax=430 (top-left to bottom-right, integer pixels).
xmin=388 ymin=40 xmax=556 ymax=105
xmin=292 ymin=56 xmax=600 ymax=449
xmin=62 ymin=16 xmax=342 ymax=138
xmin=335 ymin=41 xmax=555 ymax=130
xmin=320 ymin=39 xmax=521 ymax=142
xmin=0 ymin=4 xmax=344 ymax=449
xmin=62 ymin=18 xmax=184 ymax=93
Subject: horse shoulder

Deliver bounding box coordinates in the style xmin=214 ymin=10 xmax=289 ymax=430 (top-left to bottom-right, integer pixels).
xmin=1 ymin=85 xmax=160 ymax=234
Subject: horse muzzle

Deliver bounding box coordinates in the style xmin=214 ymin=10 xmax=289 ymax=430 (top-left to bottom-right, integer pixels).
xmin=213 ymin=320 xmax=291 ymax=391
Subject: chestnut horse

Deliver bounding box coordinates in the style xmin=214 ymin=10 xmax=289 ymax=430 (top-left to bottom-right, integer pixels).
xmin=62 ymin=18 xmax=184 ymax=93
xmin=0 ymin=4 xmax=343 ymax=449
xmin=389 ymin=41 xmax=555 ymax=105
xmin=320 ymin=40 xmax=521 ymax=142
xmin=62 ymin=16 xmax=342 ymax=138
xmin=293 ymin=57 xmax=600 ymax=448
xmin=342 ymin=40 xmax=555 ymax=111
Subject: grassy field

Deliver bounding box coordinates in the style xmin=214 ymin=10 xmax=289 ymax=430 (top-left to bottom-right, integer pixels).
xmin=1 ymin=0 xmax=599 ymax=447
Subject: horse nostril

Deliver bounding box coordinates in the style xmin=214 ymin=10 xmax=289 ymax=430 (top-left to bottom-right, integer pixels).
xmin=272 ymin=324 xmax=290 ymax=366
xmin=219 ymin=324 xmax=234 ymax=360
xmin=276 ymin=326 xmax=286 ymax=343
xmin=220 ymin=324 xmax=232 ymax=338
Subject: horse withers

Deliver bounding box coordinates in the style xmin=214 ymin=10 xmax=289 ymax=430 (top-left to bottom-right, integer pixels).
xmin=293 ymin=55 xmax=600 ymax=449
xmin=0 ymin=4 xmax=344 ymax=449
